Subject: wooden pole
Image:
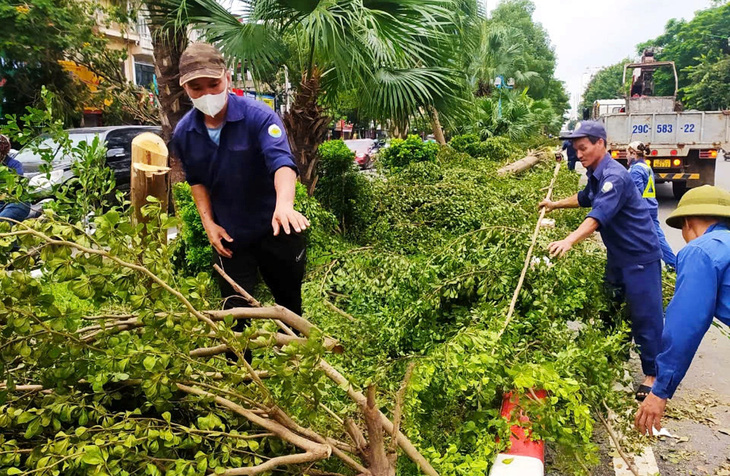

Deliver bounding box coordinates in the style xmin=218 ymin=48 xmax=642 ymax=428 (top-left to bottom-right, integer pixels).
xmin=130 ymin=132 xmax=170 ymax=235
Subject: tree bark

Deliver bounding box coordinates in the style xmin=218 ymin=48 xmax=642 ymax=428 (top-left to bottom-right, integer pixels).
xmin=150 ymin=25 xmax=191 ymax=186
xmin=429 ymin=107 xmax=446 ymax=145
xmin=282 ymin=70 xmax=331 ymax=195
xmin=130 ymin=132 xmax=170 ymax=233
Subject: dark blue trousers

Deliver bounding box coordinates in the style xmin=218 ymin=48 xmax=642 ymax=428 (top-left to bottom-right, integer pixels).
xmin=604 ymin=259 xmax=664 ymax=376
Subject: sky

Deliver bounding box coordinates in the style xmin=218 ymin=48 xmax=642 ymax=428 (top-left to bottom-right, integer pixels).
xmin=485 ymin=0 xmax=715 ymax=118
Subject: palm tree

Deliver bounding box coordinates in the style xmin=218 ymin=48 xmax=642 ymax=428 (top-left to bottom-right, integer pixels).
xmin=147 ymin=0 xmax=463 ymax=194
xmin=467 ymin=21 xmax=539 ymax=97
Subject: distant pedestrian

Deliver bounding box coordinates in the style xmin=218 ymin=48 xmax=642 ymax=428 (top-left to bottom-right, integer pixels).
xmin=540 ymin=122 xmax=664 ymax=401
xmin=627 ymin=141 xmax=676 ymax=269
xmin=563 ymin=139 xmax=577 ymax=171
xmin=0 ymin=134 xmax=30 ymax=223
xmin=636 ymin=186 xmax=730 ymax=434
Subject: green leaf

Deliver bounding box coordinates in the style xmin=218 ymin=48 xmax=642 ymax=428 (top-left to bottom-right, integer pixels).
xmin=8 ymin=468 xmax=22 ymax=475
xmin=81 ymin=445 xmax=105 ymax=465
xmin=143 ymin=356 xmax=157 ymax=372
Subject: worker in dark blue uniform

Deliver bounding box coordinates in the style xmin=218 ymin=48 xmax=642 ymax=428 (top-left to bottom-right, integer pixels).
xmin=171 ymin=43 xmax=309 ymax=316
xmin=539 ymin=121 xmax=664 ymax=400
xmin=627 ymin=141 xmax=676 ymax=269
xmin=0 ymin=134 xmax=30 ymax=223
xmin=562 ymin=139 xmax=578 ymax=171
xmin=636 ymin=185 xmax=730 ymax=434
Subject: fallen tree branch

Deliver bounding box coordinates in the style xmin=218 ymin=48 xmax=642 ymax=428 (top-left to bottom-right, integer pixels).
xmin=214 ymin=264 xmax=299 ymax=338
xmin=318 ymin=361 xmax=439 ymax=476
xmin=390 ymin=362 xmax=416 ymax=454
xmin=176 ymin=383 xmax=332 ymax=475
xmin=324 ymin=300 xmax=357 ymax=322
xmin=596 ymin=409 xmax=639 ymax=476
xmin=214 ymin=264 xmax=262 ymax=308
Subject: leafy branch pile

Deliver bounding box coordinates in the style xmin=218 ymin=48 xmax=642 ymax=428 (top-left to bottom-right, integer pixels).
xmin=1 ymin=123 xmax=637 ymax=475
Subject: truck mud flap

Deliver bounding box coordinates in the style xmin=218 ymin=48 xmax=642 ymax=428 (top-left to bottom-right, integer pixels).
xmin=657 ymin=173 xmax=700 ymax=180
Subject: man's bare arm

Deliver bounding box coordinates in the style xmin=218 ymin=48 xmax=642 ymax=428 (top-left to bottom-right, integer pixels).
xmin=191 ymin=184 xmax=233 ymax=258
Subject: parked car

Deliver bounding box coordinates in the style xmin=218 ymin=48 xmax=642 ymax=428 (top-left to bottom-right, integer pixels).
xmin=343 ymin=138 xmax=378 ymax=169
xmin=16 ymin=125 xmax=161 ymax=198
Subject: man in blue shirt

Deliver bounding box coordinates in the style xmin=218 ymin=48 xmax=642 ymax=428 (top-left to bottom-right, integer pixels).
xmin=562 ymin=139 xmax=577 ymax=171
xmin=539 ymin=121 xmax=664 ymax=399
xmin=171 ymin=43 xmax=309 ymax=316
xmin=0 ymin=134 xmax=30 ymax=223
xmin=636 ymin=185 xmax=730 ymax=434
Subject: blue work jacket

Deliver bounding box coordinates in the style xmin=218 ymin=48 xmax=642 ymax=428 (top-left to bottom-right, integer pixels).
xmin=2 ymin=157 xmax=23 ymax=175
xmin=577 ymin=154 xmax=661 ymax=267
xmin=653 ymin=222 xmax=730 ymax=399
xmin=628 ymin=160 xmax=658 ymax=210
xmin=171 ymin=94 xmax=298 ymax=245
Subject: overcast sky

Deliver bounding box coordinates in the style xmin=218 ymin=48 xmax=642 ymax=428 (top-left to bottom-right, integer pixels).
xmin=485 ymin=0 xmax=715 ymax=117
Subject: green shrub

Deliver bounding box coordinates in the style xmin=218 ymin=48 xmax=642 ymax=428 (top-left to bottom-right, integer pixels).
xmin=315 ymin=140 xmax=375 ymax=237
xmin=380 ymin=135 xmax=439 ymax=169
xmin=295 ymin=181 xmax=339 ymax=255
xmin=449 ymin=134 xmax=520 ymax=161
xmin=171 ymin=182 xmax=212 ymax=277
xmin=481 ymin=136 xmax=520 ymax=161
xmin=437 ymin=146 xmax=473 ymax=164
xmin=395 ymin=161 xmax=443 ymax=184
xmin=448 ymin=134 xmax=481 ymax=156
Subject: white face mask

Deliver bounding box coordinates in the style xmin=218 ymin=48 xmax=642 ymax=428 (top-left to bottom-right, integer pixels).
xmin=191 ymin=86 xmax=228 ymax=117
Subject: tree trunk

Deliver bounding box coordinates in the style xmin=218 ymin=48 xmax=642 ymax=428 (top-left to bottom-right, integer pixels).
xmin=150 ymin=25 xmax=191 ymax=186
xmin=429 ymin=107 xmax=446 ymax=145
xmin=282 ymin=70 xmax=331 ymax=195
xmin=130 ymin=132 xmax=170 ymax=236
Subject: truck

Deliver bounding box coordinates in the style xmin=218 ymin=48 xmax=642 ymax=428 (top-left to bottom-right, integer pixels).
xmin=600 ymin=50 xmax=730 ymax=198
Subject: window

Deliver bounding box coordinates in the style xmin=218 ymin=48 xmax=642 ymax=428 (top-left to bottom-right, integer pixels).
xmin=134 ymin=62 xmax=156 ymax=89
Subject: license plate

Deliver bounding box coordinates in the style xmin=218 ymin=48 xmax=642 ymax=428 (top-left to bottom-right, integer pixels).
xmin=653 ymin=159 xmax=671 ymax=168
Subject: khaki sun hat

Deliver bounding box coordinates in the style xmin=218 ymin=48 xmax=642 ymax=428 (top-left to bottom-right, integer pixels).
xmin=666 ymin=185 xmax=730 ymax=229
xmin=179 ymin=43 xmax=226 ymax=86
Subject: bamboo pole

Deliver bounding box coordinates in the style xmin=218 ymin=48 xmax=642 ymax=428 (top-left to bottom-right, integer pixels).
xmin=130 ymin=132 xmax=170 ymax=233
xmin=494 ymin=161 xmax=561 ymax=344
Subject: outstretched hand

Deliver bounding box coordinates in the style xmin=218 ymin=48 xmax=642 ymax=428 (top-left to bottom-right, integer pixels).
xmin=272 ymin=206 xmax=310 ymax=236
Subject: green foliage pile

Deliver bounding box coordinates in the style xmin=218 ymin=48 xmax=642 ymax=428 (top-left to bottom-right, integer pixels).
xmin=449 ymin=134 xmax=521 ymax=162
xmin=303 ymin=154 xmax=633 ymax=474
xmin=1 ymin=97 xmax=636 ymax=476
xmin=380 ymin=135 xmax=440 ymax=170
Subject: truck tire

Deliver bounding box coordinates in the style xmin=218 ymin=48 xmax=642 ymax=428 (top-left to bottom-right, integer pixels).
xmin=673 ymin=181 xmax=688 ymax=200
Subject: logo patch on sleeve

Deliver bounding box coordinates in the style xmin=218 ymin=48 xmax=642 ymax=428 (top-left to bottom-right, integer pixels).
xmin=602 ymin=181 xmax=614 ymax=193
xmin=268 ymin=124 xmax=282 ymax=138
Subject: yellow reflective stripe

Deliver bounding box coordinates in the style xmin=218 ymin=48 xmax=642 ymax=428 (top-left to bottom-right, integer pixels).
xmin=633 ymin=162 xmax=656 ymax=199
xmin=643 ymin=174 xmax=656 ymax=198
